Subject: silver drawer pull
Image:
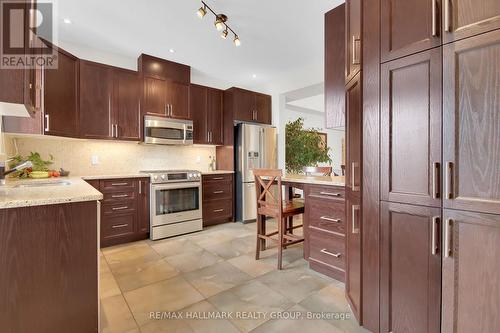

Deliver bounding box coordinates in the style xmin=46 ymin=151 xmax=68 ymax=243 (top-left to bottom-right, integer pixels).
xmin=320 ymin=216 xmax=341 ymax=223
xmin=213 ymin=190 xmax=224 ymax=194
xmin=112 ymin=206 xmax=128 ymax=211
xmin=111 ymin=182 xmax=128 ymax=186
xmin=319 ymin=192 xmax=342 ymax=197
xmin=320 ymin=249 xmax=342 ymax=258
xmin=212 ymin=177 xmax=224 ymax=180
xmin=112 ymin=194 xmax=129 ymax=198
xmin=213 ymin=209 xmax=224 ymax=213
xmin=112 ymin=224 xmax=128 ymax=229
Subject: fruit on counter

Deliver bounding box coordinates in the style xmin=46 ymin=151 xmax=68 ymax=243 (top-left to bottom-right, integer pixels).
xmin=49 ymin=170 xmax=61 ymax=177
xmin=30 ymin=171 xmax=50 ymax=179
xmin=8 ymin=152 xmax=54 ymax=178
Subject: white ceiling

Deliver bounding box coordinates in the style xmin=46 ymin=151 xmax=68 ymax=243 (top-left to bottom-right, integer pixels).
xmin=53 ymin=0 xmax=343 ymax=93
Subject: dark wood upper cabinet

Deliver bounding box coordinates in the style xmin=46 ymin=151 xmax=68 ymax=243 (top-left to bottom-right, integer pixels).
xmin=441 ymin=209 xmax=500 ymax=333
xmin=113 ymin=69 xmax=141 ymax=141
xmin=443 ymin=0 xmax=500 ymax=43
xmin=138 ymin=53 xmax=190 ymax=84
xmin=345 ymin=72 xmax=362 ymax=193
xmin=325 ymin=4 xmax=346 ymax=128
xmin=44 ymin=47 xmax=79 ymax=137
xmin=381 ymin=0 xmax=441 ymax=62
xmin=227 ymin=87 xmax=272 ymax=124
xmin=381 ymin=48 xmax=442 ymax=207
xmin=190 ymin=84 xmax=223 ymax=145
xmin=346 ymin=0 xmax=362 ymax=83
xmin=142 ymin=77 xmax=167 ymax=117
xmin=208 ymin=88 xmax=224 ymax=145
xmin=380 ymin=202 xmax=441 ymax=333
xmin=79 ymin=61 xmax=113 ymax=139
xmin=166 ymin=80 xmax=190 ymax=120
xmin=443 ymin=30 xmax=500 ymax=215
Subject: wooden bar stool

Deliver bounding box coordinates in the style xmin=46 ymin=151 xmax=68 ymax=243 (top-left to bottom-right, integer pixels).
xmin=253 ymin=169 xmax=305 ymax=270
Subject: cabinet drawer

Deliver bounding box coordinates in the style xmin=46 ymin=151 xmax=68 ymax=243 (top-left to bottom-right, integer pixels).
xmin=103 ymin=190 xmax=136 ymax=203
xmin=309 ymin=229 xmax=345 ymax=271
xmin=308 ymin=199 xmax=346 ymax=235
xmin=203 ymin=182 xmax=233 ymax=201
xmin=103 ymin=201 xmax=136 ymax=216
xmin=202 ymin=173 xmax=232 ymax=183
xmin=203 ymin=200 xmax=233 ymax=222
xmin=100 ymin=179 xmax=136 ymax=193
xmin=307 ymin=185 xmax=345 ymax=201
xmin=102 ymin=214 xmax=135 ymax=238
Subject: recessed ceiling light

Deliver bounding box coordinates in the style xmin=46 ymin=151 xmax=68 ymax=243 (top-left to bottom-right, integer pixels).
xmin=63 ymin=18 xmax=72 ymax=24
xmin=252 ymin=74 xmax=257 ymax=79
xmin=169 ymin=49 xmax=175 ymax=53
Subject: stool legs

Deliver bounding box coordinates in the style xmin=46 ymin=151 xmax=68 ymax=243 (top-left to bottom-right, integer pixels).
xmin=278 ymin=217 xmax=284 ymax=270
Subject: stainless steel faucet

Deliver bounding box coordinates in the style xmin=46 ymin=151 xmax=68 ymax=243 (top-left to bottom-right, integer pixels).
xmin=0 ymin=159 xmax=33 ymax=185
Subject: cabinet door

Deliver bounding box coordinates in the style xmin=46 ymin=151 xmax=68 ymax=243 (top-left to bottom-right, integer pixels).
xmin=442 ymin=209 xmax=500 ymax=333
xmin=346 ymin=190 xmax=362 ymax=322
xmin=381 ymin=0 xmax=441 ymax=62
xmin=346 ymin=0 xmax=361 ymax=83
xmin=443 ymin=30 xmax=500 ymax=215
xmin=166 ymin=81 xmax=190 ymax=120
xmin=381 ymin=48 xmax=442 ymax=207
xmin=44 ymin=48 xmax=79 ymax=137
xmin=345 ymin=72 xmax=362 ymax=193
xmin=443 ymin=0 xmax=500 ymax=43
xmin=190 ymin=84 xmax=209 ymax=144
xmin=79 ymin=61 xmax=113 ymax=139
xmin=325 ymin=4 xmax=346 ymax=128
xmin=234 ymin=88 xmax=255 ymax=122
xmin=380 ymin=202 xmax=441 ymax=333
xmin=137 ymin=178 xmax=150 ymax=234
xmin=142 ymin=77 xmax=167 ymax=117
xmin=208 ymin=88 xmax=224 ymax=145
xmin=255 ymin=93 xmax=272 ymax=124
xmin=114 ymin=69 xmax=141 ymax=141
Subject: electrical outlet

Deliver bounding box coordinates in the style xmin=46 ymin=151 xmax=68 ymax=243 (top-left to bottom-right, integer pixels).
xmin=196 ymin=156 xmax=201 ymax=164
xmin=91 ymin=155 xmax=100 ymax=165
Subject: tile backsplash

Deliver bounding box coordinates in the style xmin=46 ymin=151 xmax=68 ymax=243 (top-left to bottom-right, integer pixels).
xmin=4 ymin=135 xmax=218 ymax=176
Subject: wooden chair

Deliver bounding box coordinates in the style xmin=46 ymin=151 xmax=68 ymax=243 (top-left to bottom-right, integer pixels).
xmin=303 ymin=166 xmax=333 ymax=176
xmin=254 ymin=169 xmax=305 ymax=270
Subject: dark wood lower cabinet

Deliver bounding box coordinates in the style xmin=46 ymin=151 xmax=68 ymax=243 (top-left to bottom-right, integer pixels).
xmin=442 ymin=209 xmax=500 ymax=333
xmin=346 ymin=190 xmax=362 ymax=322
xmin=380 ymin=201 xmax=441 ymax=333
xmin=0 ymin=201 xmax=99 ymax=333
xmin=202 ymin=174 xmax=234 ymax=226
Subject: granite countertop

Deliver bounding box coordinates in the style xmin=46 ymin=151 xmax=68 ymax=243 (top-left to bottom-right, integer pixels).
xmin=281 ymin=174 xmax=345 ymax=186
xmin=0 ymin=177 xmax=103 ymax=209
xmin=81 ymin=173 xmax=148 ymax=180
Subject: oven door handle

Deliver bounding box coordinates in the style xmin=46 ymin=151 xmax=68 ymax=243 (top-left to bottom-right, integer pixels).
xmin=151 ymin=182 xmax=201 ymax=191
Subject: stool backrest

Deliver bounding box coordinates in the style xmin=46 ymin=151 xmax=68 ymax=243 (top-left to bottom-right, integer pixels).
xmin=253 ymin=168 xmax=283 ymax=218
xmin=303 ymin=166 xmax=333 ymax=176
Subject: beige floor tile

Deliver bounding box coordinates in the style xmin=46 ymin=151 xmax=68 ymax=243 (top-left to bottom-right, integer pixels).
xmin=203 ymin=235 xmax=255 ymax=260
xmin=208 ymin=280 xmax=294 ymax=332
xmin=165 ymin=250 xmax=223 ymax=273
xmin=100 ymin=254 xmax=111 ymax=274
xmin=101 ymin=240 xmax=149 ymax=255
xmin=183 ymin=261 xmax=253 ymax=298
xmin=227 ymin=254 xmax=276 ymax=278
xmin=100 ymin=294 xmax=138 ymax=333
xmin=124 ymin=276 xmax=204 ymax=326
xmin=104 ymin=242 xmax=161 ymax=271
xmin=139 ymin=317 xmax=194 ymax=333
xmin=250 ymin=304 xmax=342 ymax=333
xmin=112 ymin=258 xmax=179 ymax=292
xmin=151 ymin=237 xmax=204 ymax=258
xmin=184 ymin=300 xmax=240 ymax=333
xmin=100 ymin=269 xmax=122 ymax=299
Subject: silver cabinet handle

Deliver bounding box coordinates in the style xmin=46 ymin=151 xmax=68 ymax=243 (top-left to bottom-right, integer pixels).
xmin=138 ymin=180 xmax=142 ymax=195
xmin=111 ymin=123 xmax=114 ymax=138
xmin=213 ymin=190 xmax=224 ymax=194
xmin=44 ymin=114 xmax=50 ymax=132
xmin=112 ymin=223 xmax=129 ymax=229
xmin=319 ymin=191 xmax=342 ymax=197
xmin=431 ymin=216 xmax=439 ymax=255
xmin=111 ymin=194 xmax=128 ymax=198
xmin=444 ymin=0 xmax=451 ymax=32
xmin=432 ymin=162 xmax=440 ymax=199
xmin=165 ymin=104 xmax=168 ymax=116
xmin=444 ymin=219 xmax=453 ymax=258
xmin=213 ymin=209 xmax=224 ymax=213
xmin=445 ymin=162 xmax=454 ymax=199
xmin=212 ymin=177 xmax=224 ymax=180
xmin=112 ymin=206 xmax=128 ymax=211
xmin=320 ymin=249 xmax=342 ymax=258
xmin=207 ymin=131 xmax=210 ymax=142
xmin=111 ymin=182 xmax=128 ymax=186
xmin=351 ymin=162 xmax=360 ymax=191
xmin=115 ymin=124 xmax=119 ymax=138
xmin=352 ymin=36 xmax=361 ymax=65
xmin=352 ymin=205 xmax=360 ymax=234
xmin=320 ymin=216 xmax=341 ymax=223
xmin=431 ymin=0 xmax=437 ymax=36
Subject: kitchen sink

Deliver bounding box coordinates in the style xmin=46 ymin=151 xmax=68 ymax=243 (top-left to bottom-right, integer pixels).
xmin=14 ymin=180 xmax=72 ymax=188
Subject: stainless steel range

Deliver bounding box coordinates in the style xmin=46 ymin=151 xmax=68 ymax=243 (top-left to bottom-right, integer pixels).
xmin=141 ymin=170 xmax=202 ymax=240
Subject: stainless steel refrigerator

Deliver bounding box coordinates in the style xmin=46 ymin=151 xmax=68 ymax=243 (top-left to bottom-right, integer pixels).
xmin=235 ymin=123 xmax=277 ymax=222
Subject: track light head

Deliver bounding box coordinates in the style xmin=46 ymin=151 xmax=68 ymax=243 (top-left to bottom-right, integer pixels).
xmin=221 ymin=29 xmax=228 ymax=39
xmin=214 ymin=14 xmax=227 ymax=31
xmin=197 ymin=5 xmax=207 ymax=18
xmin=233 ymin=35 xmax=241 ymax=46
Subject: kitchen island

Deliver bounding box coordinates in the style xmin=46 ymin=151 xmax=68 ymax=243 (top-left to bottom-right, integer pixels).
xmin=0 ymin=178 xmax=102 ymax=333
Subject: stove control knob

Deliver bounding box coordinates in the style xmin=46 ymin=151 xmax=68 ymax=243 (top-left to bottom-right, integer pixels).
xmin=161 ymin=174 xmax=166 ymax=180
xmin=153 ymin=175 xmax=158 ymax=181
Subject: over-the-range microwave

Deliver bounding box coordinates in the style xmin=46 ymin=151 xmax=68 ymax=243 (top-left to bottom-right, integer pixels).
xmin=143 ymin=116 xmax=194 ymax=145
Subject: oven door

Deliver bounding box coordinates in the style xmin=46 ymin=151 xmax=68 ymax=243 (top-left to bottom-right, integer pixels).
xmin=151 ymin=182 xmax=202 ymax=226
xmin=144 ymin=118 xmax=187 ymax=145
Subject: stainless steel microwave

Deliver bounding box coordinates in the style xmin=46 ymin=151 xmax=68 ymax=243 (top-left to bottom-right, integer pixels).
xmin=143 ymin=116 xmax=194 ymax=145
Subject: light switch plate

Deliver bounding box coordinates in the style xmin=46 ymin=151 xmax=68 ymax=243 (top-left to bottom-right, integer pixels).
xmin=91 ymin=155 xmax=99 ymax=165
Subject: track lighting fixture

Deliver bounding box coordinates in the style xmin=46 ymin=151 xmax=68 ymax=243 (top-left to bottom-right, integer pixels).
xmin=197 ymin=1 xmax=241 ymax=46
